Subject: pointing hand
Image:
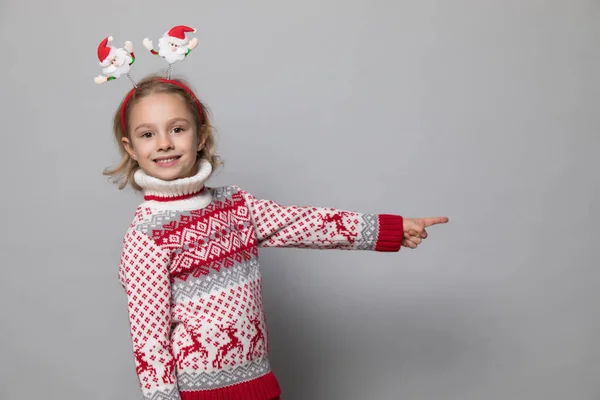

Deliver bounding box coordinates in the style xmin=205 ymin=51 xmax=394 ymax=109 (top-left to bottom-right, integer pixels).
xmin=402 ymin=217 xmax=449 ymax=249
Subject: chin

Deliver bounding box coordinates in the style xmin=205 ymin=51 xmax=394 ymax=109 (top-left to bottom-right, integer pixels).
xmin=144 ymin=169 xmax=177 ymax=181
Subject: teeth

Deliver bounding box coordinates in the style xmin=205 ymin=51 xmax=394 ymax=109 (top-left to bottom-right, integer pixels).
xmin=156 ymin=157 xmax=178 ymax=164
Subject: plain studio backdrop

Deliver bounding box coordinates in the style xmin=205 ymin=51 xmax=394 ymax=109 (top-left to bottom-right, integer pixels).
xmin=1 ymin=1 xmax=599 ymax=399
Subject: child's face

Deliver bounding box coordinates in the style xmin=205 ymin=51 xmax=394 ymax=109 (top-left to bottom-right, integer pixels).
xmin=123 ymin=93 xmax=203 ymax=181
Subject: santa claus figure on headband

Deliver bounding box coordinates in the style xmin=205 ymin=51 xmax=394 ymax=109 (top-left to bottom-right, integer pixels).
xmin=143 ymin=25 xmax=199 ymax=65
xmin=94 ymin=37 xmax=135 ymax=84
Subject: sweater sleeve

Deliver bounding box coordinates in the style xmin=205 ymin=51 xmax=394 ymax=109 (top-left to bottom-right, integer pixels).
xmin=235 ymin=186 xmax=404 ymax=252
xmin=118 ymin=228 xmax=181 ymax=400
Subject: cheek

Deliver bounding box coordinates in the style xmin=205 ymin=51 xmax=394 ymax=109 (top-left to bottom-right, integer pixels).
xmin=131 ymin=140 xmax=154 ymax=158
xmin=176 ymin=133 xmax=199 ymax=153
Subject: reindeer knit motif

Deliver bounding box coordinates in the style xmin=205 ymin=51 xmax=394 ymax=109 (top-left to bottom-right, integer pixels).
xmin=118 ymin=161 xmax=404 ymax=400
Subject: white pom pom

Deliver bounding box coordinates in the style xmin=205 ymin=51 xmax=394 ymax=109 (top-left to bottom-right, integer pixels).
xmin=108 ymin=36 xmax=113 ymax=42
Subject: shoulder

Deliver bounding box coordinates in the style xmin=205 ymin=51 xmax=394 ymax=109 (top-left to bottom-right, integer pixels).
xmin=125 ymin=205 xmax=154 ymax=230
xmin=121 ymin=204 xmax=170 ymax=242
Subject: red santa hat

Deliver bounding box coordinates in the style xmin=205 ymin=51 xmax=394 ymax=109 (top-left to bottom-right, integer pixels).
xmin=97 ymin=36 xmax=117 ymax=67
xmin=164 ymin=25 xmax=196 ymax=45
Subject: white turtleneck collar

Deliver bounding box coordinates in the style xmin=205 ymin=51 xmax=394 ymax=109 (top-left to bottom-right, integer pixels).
xmin=133 ymin=159 xmax=214 ymax=211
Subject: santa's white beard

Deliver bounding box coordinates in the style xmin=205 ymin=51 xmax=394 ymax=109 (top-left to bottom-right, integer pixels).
xmin=158 ymin=36 xmax=188 ymax=64
xmin=102 ymin=50 xmax=132 ymax=78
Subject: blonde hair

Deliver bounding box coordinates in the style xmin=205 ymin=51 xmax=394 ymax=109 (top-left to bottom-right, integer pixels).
xmin=103 ymin=74 xmax=222 ymax=191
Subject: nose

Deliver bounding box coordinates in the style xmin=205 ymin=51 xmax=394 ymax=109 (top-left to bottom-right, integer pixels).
xmin=157 ymin=133 xmax=174 ymax=151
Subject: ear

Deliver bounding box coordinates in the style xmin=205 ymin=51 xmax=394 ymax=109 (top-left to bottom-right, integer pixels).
xmin=121 ymin=137 xmax=137 ymax=160
xmin=197 ymin=135 xmax=207 ymax=151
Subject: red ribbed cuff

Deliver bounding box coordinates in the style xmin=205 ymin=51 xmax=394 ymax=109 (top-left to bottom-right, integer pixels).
xmin=179 ymin=371 xmax=281 ymax=400
xmin=375 ymin=214 xmax=404 ymax=252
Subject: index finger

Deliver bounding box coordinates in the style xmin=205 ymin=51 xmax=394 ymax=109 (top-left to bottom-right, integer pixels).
xmin=422 ymin=217 xmax=449 ymax=227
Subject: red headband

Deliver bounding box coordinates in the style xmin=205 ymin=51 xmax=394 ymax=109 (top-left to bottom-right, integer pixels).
xmin=120 ymin=79 xmax=204 ymax=135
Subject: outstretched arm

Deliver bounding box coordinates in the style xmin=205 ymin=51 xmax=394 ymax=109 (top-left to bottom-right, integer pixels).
xmin=236 ymin=187 xmax=405 ymax=252
xmin=94 ymin=75 xmax=115 ymax=84
xmin=123 ymin=41 xmax=136 ymax=65
xmin=184 ymin=38 xmax=199 ymax=58
xmin=143 ymin=38 xmax=160 ymax=56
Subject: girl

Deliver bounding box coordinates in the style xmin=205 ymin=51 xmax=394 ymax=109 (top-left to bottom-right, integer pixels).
xmin=104 ymin=74 xmax=448 ymax=400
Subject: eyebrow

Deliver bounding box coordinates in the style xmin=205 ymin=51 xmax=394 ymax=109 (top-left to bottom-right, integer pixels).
xmin=133 ymin=117 xmax=192 ymax=133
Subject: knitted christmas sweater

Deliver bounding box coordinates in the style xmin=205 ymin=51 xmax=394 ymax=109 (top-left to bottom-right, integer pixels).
xmin=118 ymin=160 xmax=404 ymax=400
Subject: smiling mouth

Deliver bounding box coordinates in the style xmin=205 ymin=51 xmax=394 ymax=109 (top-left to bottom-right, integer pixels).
xmin=154 ymin=156 xmax=181 ymax=164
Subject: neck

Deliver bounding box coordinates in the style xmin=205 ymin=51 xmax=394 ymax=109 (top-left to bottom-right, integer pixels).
xmin=133 ymin=159 xmax=214 ymax=210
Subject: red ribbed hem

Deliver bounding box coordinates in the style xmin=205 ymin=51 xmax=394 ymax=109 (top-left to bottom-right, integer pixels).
xmin=179 ymin=371 xmax=281 ymax=400
xmin=375 ymin=214 xmax=404 ymax=252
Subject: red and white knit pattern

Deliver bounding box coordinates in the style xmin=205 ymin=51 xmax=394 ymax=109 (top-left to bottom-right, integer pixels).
xmin=118 ymin=161 xmax=404 ymax=400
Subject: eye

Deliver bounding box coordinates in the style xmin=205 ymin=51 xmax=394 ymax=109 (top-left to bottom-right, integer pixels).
xmin=172 ymin=127 xmax=184 ymax=134
xmin=141 ymin=132 xmax=153 ymax=138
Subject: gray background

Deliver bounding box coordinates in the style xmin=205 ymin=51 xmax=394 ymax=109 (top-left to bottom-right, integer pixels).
xmin=1 ymin=0 xmax=599 ymax=399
